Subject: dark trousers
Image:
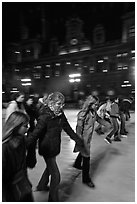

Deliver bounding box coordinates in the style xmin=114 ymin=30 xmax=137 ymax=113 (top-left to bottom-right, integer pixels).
xmin=107 ymin=117 xmax=119 ymax=139
xmin=37 ymin=156 xmax=60 ymax=202
xmin=119 ymin=111 xmax=126 ymax=134
xmin=82 ymin=156 xmax=91 ymax=183
xmin=74 ymin=153 xmax=91 ymax=183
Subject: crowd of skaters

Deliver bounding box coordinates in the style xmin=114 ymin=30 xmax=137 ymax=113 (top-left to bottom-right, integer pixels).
xmin=2 ymin=90 xmax=134 ymax=202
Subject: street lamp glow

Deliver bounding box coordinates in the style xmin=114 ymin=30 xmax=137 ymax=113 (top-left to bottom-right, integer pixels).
xmin=21 ymin=79 xmax=31 ymax=82
xmin=69 ymin=73 xmax=81 ymax=78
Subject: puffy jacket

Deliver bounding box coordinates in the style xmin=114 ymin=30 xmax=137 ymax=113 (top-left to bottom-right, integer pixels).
xmin=28 ymin=106 xmax=83 ymax=158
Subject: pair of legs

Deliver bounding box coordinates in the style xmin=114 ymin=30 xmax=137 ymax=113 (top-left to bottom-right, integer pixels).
xmin=73 ymin=153 xmax=94 ymax=187
xmin=37 ymin=156 xmax=60 ymax=202
xmin=95 ymin=116 xmax=111 ymax=134
xmin=105 ymin=117 xmax=121 ymax=143
xmin=119 ymin=111 xmax=127 ymax=134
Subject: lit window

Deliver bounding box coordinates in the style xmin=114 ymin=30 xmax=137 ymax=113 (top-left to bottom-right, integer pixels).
xmin=14 ymin=51 xmax=20 ymax=54
xmin=116 ymin=54 xmax=122 ymax=57
xmin=80 ymin=46 xmax=91 ymax=51
xmin=122 ymin=53 xmax=128 ymax=57
xmin=98 ymin=60 xmax=104 ymax=63
xmin=89 ymin=66 xmax=94 ymax=73
xmin=10 ymin=90 xmax=19 ymax=93
xmin=124 ymin=80 xmax=129 ymax=83
xmin=117 ymin=66 xmax=122 ymax=70
xmin=21 ymin=79 xmax=31 ymax=82
xmin=14 ymin=69 xmax=20 ymax=72
xmin=103 ymin=56 xmax=109 ymax=60
xmin=66 ymin=62 xmax=71 ymax=65
xmin=131 ymin=50 xmax=135 ymax=54
xmin=55 ymin=63 xmax=60 ymax=66
xmin=22 ymin=83 xmax=31 ymax=86
xmin=34 ymin=65 xmax=41 ymax=69
xmin=69 ymin=49 xmax=79 ymax=53
xmin=34 ymin=74 xmax=41 ymax=79
xmin=103 ymin=69 xmax=108 ymax=72
xmin=59 ymin=50 xmax=68 ymax=55
xmin=69 ymin=73 xmax=81 ymax=78
xmin=55 ymin=71 xmax=60 ymax=77
xmin=69 ymin=79 xmax=75 ymax=83
xmin=129 ymin=25 xmax=135 ymax=37
xmin=46 ymin=64 xmax=51 ymax=68
xmin=123 ymin=65 xmax=128 ymax=70
xmin=75 ymin=78 xmax=81 ymax=82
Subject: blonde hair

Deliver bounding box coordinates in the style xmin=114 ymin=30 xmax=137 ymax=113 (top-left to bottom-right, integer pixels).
xmin=47 ymin=92 xmax=65 ymax=106
xmin=82 ymin=95 xmax=99 ymax=112
xmin=2 ymin=111 xmax=29 ymax=143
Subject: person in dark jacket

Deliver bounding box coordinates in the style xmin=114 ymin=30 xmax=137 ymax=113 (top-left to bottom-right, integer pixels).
xmin=27 ymin=92 xmax=84 ymax=202
xmin=24 ymin=96 xmax=38 ymax=132
xmin=24 ymin=96 xmax=38 ymax=169
xmin=2 ymin=111 xmax=33 ymax=202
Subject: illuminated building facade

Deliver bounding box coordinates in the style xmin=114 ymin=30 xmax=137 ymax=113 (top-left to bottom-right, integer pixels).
xmin=3 ymin=10 xmax=135 ymax=101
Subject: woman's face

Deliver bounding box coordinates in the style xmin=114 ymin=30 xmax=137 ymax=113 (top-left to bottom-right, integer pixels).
xmin=16 ymin=95 xmax=25 ymax=103
xmin=52 ymin=100 xmax=64 ymax=113
xmin=18 ymin=123 xmax=29 ymax=136
xmin=26 ymin=98 xmax=33 ymax=106
xmin=90 ymin=102 xmax=98 ymax=111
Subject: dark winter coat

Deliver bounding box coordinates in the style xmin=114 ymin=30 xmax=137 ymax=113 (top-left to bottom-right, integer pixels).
xmin=28 ymin=106 xmax=83 ymax=158
xmin=2 ymin=136 xmax=31 ymax=201
xmin=24 ymin=104 xmax=38 ymax=132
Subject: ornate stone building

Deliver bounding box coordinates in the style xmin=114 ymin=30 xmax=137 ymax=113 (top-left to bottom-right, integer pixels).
xmin=3 ymin=10 xmax=135 ymax=101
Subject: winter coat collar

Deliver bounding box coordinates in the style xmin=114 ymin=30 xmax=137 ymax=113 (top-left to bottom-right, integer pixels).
xmin=40 ymin=106 xmax=63 ymax=118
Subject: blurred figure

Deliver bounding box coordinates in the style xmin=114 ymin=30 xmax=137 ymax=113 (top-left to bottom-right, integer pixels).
xmin=5 ymin=91 xmax=26 ymax=122
xmin=27 ymin=92 xmax=84 ymax=201
xmin=24 ymin=96 xmax=38 ymax=132
xmin=95 ymin=97 xmax=112 ymax=135
xmin=73 ymin=95 xmax=99 ymax=188
xmin=104 ymin=96 xmax=121 ymax=144
xmin=24 ymin=96 xmax=38 ymax=169
xmin=36 ymin=92 xmax=48 ymax=115
xmin=118 ymin=96 xmax=127 ymax=137
xmin=2 ymin=111 xmax=33 ymax=202
xmin=121 ymin=97 xmax=134 ymax=121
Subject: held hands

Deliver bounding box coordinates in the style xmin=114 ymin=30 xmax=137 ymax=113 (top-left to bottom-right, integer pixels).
xmin=76 ymin=137 xmax=84 ymax=148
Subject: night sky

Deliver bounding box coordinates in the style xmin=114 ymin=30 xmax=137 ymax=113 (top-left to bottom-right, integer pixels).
xmin=2 ymin=2 xmax=135 ymax=45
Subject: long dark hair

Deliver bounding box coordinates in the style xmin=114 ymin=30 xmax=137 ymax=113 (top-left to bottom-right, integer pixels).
xmin=2 ymin=111 xmax=29 ymax=143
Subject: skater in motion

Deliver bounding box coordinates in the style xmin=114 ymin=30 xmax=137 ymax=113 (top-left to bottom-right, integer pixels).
xmin=104 ymin=96 xmax=121 ymax=144
xmin=27 ymin=92 xmax=84 ymax=201
xmin=73 ymin=95 xmax=99 ymax=188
